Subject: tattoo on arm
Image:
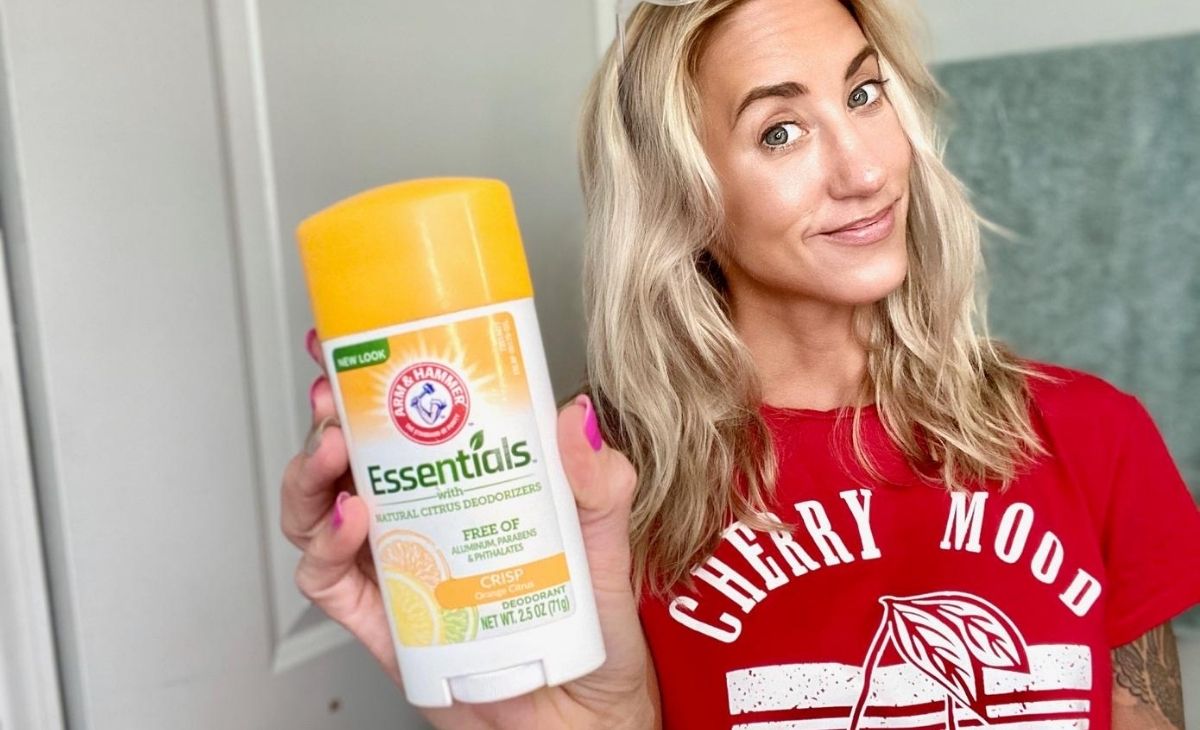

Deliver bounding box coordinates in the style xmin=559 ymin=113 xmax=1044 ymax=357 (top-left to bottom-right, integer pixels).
xmin=1111 ymin=621 xmax=1185 ymax=729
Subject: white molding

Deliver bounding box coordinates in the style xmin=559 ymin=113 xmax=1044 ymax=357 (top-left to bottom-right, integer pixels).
xmin=270 ymin=613 xmax=354 ymax=675
xmin=206 ymin=0 xmax=352 ymax=670
xmin=0 ymin=229 xmax=65 ymax=729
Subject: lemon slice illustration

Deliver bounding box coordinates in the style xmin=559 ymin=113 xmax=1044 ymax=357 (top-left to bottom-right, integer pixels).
xmin=383 ymin=570 xmax=442 ymax=647
xmin=376 ymin=529 xmax=479 ymax=645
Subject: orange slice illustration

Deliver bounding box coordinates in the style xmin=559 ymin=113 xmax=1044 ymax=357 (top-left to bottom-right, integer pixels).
xmin=376 ymin=529 xmax=450 ymax=588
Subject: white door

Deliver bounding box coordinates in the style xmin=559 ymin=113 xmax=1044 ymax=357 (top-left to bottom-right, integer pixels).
xmin=0 ymin=1 xmax=598 ymax=727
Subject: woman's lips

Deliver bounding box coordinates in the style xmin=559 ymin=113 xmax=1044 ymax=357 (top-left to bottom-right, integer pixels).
xmin=819 ymin=200 xmax=897 ymax=246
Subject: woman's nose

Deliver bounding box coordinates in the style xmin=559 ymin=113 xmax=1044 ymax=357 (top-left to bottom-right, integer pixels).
xmin=824 ymin=121 xmax=887 ymax=200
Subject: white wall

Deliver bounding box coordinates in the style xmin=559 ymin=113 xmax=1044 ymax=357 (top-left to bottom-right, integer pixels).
xmin=593 ymin=0 xmax=1200 ymax=64
xmin=256 ymin=0 xmax=597 ymax=404
xmin=917 ymin=0 xmax=1200 ymax=63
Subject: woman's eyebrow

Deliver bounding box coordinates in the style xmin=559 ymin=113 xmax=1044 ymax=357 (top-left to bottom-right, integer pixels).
xmin=730 ymin=44 xmax=879 ymax=129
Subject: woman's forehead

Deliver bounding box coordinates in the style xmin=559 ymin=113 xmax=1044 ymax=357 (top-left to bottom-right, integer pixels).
xmin=697 ymin=0 xmax=867 ymax=88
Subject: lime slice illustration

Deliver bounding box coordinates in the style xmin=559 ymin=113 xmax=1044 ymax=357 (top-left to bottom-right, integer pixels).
xmin=441 ymin=606 xmax=479 ymax=644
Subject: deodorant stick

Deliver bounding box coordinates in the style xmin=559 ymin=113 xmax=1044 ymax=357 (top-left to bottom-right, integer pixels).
xmin=296 ymin=178 xmax=605 ymax=707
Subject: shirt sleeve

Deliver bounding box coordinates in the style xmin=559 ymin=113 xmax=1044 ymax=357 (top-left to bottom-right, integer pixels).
xmin=1102 ymin=393 xmax=1200 ymax=648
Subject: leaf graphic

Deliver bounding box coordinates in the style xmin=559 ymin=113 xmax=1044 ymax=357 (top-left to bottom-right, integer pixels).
xmin=919 ymin=593 xmax=1029 ymax=672
xmin=469 ymin=430 xmax=484 ymax=450
xmin=885 ymin=598 xmax=980 ymax=712
xmin=881 ymin=591 xmax=1030 ymax=722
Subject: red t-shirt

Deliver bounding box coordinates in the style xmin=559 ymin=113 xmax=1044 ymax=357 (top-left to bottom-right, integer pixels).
xmin=638 ymin=362 xmax=1200 ymax=729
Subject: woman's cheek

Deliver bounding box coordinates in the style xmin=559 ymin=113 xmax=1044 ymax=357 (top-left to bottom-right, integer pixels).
xmin=884 ymin=122 xmax=913 ymax=174
xmin=727 ymin=145 xmax=818 ymax=236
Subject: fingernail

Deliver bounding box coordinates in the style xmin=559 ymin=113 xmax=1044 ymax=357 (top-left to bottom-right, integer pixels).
xmin=309 ymin=375 xmax=325 ymax=411
xmin=582 ymin=396 xmax=603 ymax=452
xmin=304 ymin=415 xmax=338 ymax=456
xmin=305 ymin=328 xmax=321 ymax=364
xmin=331 ymin=491 xmax=350 ymax=530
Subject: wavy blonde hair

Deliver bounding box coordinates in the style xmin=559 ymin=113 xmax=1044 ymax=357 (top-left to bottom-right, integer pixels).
xmin=574 ymin=0 xmax=1058 ymax=598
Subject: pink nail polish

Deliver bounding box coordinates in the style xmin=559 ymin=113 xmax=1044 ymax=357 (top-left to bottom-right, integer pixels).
xmin=332 ymin=491 xmax=350 ymax=530
xmin=583 ymin=397 xmax=603 ymax=452
xmin=305 ymin=328 xmax=321 ymax=364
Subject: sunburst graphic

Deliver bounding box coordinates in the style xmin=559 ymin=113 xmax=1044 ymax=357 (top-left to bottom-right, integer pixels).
xmin=336 ymin=313 xmax=529 ymax=442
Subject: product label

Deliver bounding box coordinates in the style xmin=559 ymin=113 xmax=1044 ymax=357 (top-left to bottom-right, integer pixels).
xmin=329 ymin=306 xmax=574 ymax=647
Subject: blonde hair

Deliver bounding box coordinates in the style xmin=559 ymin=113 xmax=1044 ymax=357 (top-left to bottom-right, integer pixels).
xmin=575 ymin=0 xmax=1057 ymax=598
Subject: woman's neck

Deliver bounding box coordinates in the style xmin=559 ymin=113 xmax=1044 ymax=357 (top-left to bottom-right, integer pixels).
xmin=730 ymin=289 xmax=870 ymax=411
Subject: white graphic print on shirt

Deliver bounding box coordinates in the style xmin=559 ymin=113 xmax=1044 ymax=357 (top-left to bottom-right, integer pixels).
xmin=668 ymin=490 xmax=1103 ymax=644
xmin=724 ymin=591 xmax=1092 ymax=729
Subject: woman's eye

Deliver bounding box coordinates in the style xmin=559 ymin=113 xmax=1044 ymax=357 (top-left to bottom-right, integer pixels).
xmin=759 ymin=79 xmax=889 ymax=153
xmin=761 ymin=122 xmax=803 ymax=152
xmin=849 ymin=78 xmax=889 ymax=109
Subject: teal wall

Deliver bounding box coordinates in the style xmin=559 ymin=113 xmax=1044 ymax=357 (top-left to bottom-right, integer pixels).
xmin=934 ymin=33 xmax=1200 ymax=503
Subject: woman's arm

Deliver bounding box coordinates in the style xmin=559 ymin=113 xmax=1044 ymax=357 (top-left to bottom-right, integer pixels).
xmin=1112 ymin=621 xmax=1186 ymax=729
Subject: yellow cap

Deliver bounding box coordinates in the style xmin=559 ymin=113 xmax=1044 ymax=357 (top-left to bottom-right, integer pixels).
xmin=297 ymin=178 xmax=534 ymax=340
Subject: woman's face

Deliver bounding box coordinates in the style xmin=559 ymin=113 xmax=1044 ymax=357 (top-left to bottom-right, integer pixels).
xmin=695 ymin=0 xmax=912 ymax=308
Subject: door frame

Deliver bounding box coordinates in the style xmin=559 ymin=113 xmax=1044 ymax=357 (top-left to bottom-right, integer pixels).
xmin=0 ymin=229 xmax=64 ymax=730
xmin=0 ymin=2 xmax=64 ymax=723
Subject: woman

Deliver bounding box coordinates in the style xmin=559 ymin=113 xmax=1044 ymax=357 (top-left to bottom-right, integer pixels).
xmin=282 ymin=0 xmax=1200 ymax=727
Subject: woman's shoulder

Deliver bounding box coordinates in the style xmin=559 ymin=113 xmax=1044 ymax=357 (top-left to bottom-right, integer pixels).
xmin=1019 ymin=358 xmax=1138 ymax=425
xmin=1016 ymin=359 xmax=1154 ymax=471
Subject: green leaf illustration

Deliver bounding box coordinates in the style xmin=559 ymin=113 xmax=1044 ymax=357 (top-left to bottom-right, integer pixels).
xmin=469 ymin=430 xmax=484 ymax=450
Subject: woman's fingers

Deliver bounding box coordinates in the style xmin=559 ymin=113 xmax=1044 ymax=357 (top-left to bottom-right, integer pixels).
xmin=281 ymin=406 xmax=351 ymax=549
xmin=294 ymin=493 xmax=402 ymax=681
xmin=294 ymin=492 xmax=368 ymax=604
xmin=282 ymin=329 xmax=352 ymax=549
xmin=309 ymin=370 xmax=337 ymax=426
xmin=286 ymin=329 xmax=400 ymax=684
xmin=555 ymin=396 xmax=650 ymax=700
xmin=305 ymin=327 xmax=326 ymax=372
xmin=305 ymin=328 xmax=330 ymax=415
xmin=559 ymin=395 xmax=638 ymax=510
xmin=556 ymin=394 xmax=637 ymax=594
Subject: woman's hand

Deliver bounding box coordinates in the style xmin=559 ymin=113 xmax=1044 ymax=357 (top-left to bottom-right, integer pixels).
xmin=280 ymin=329 xmax=661 ymax=730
